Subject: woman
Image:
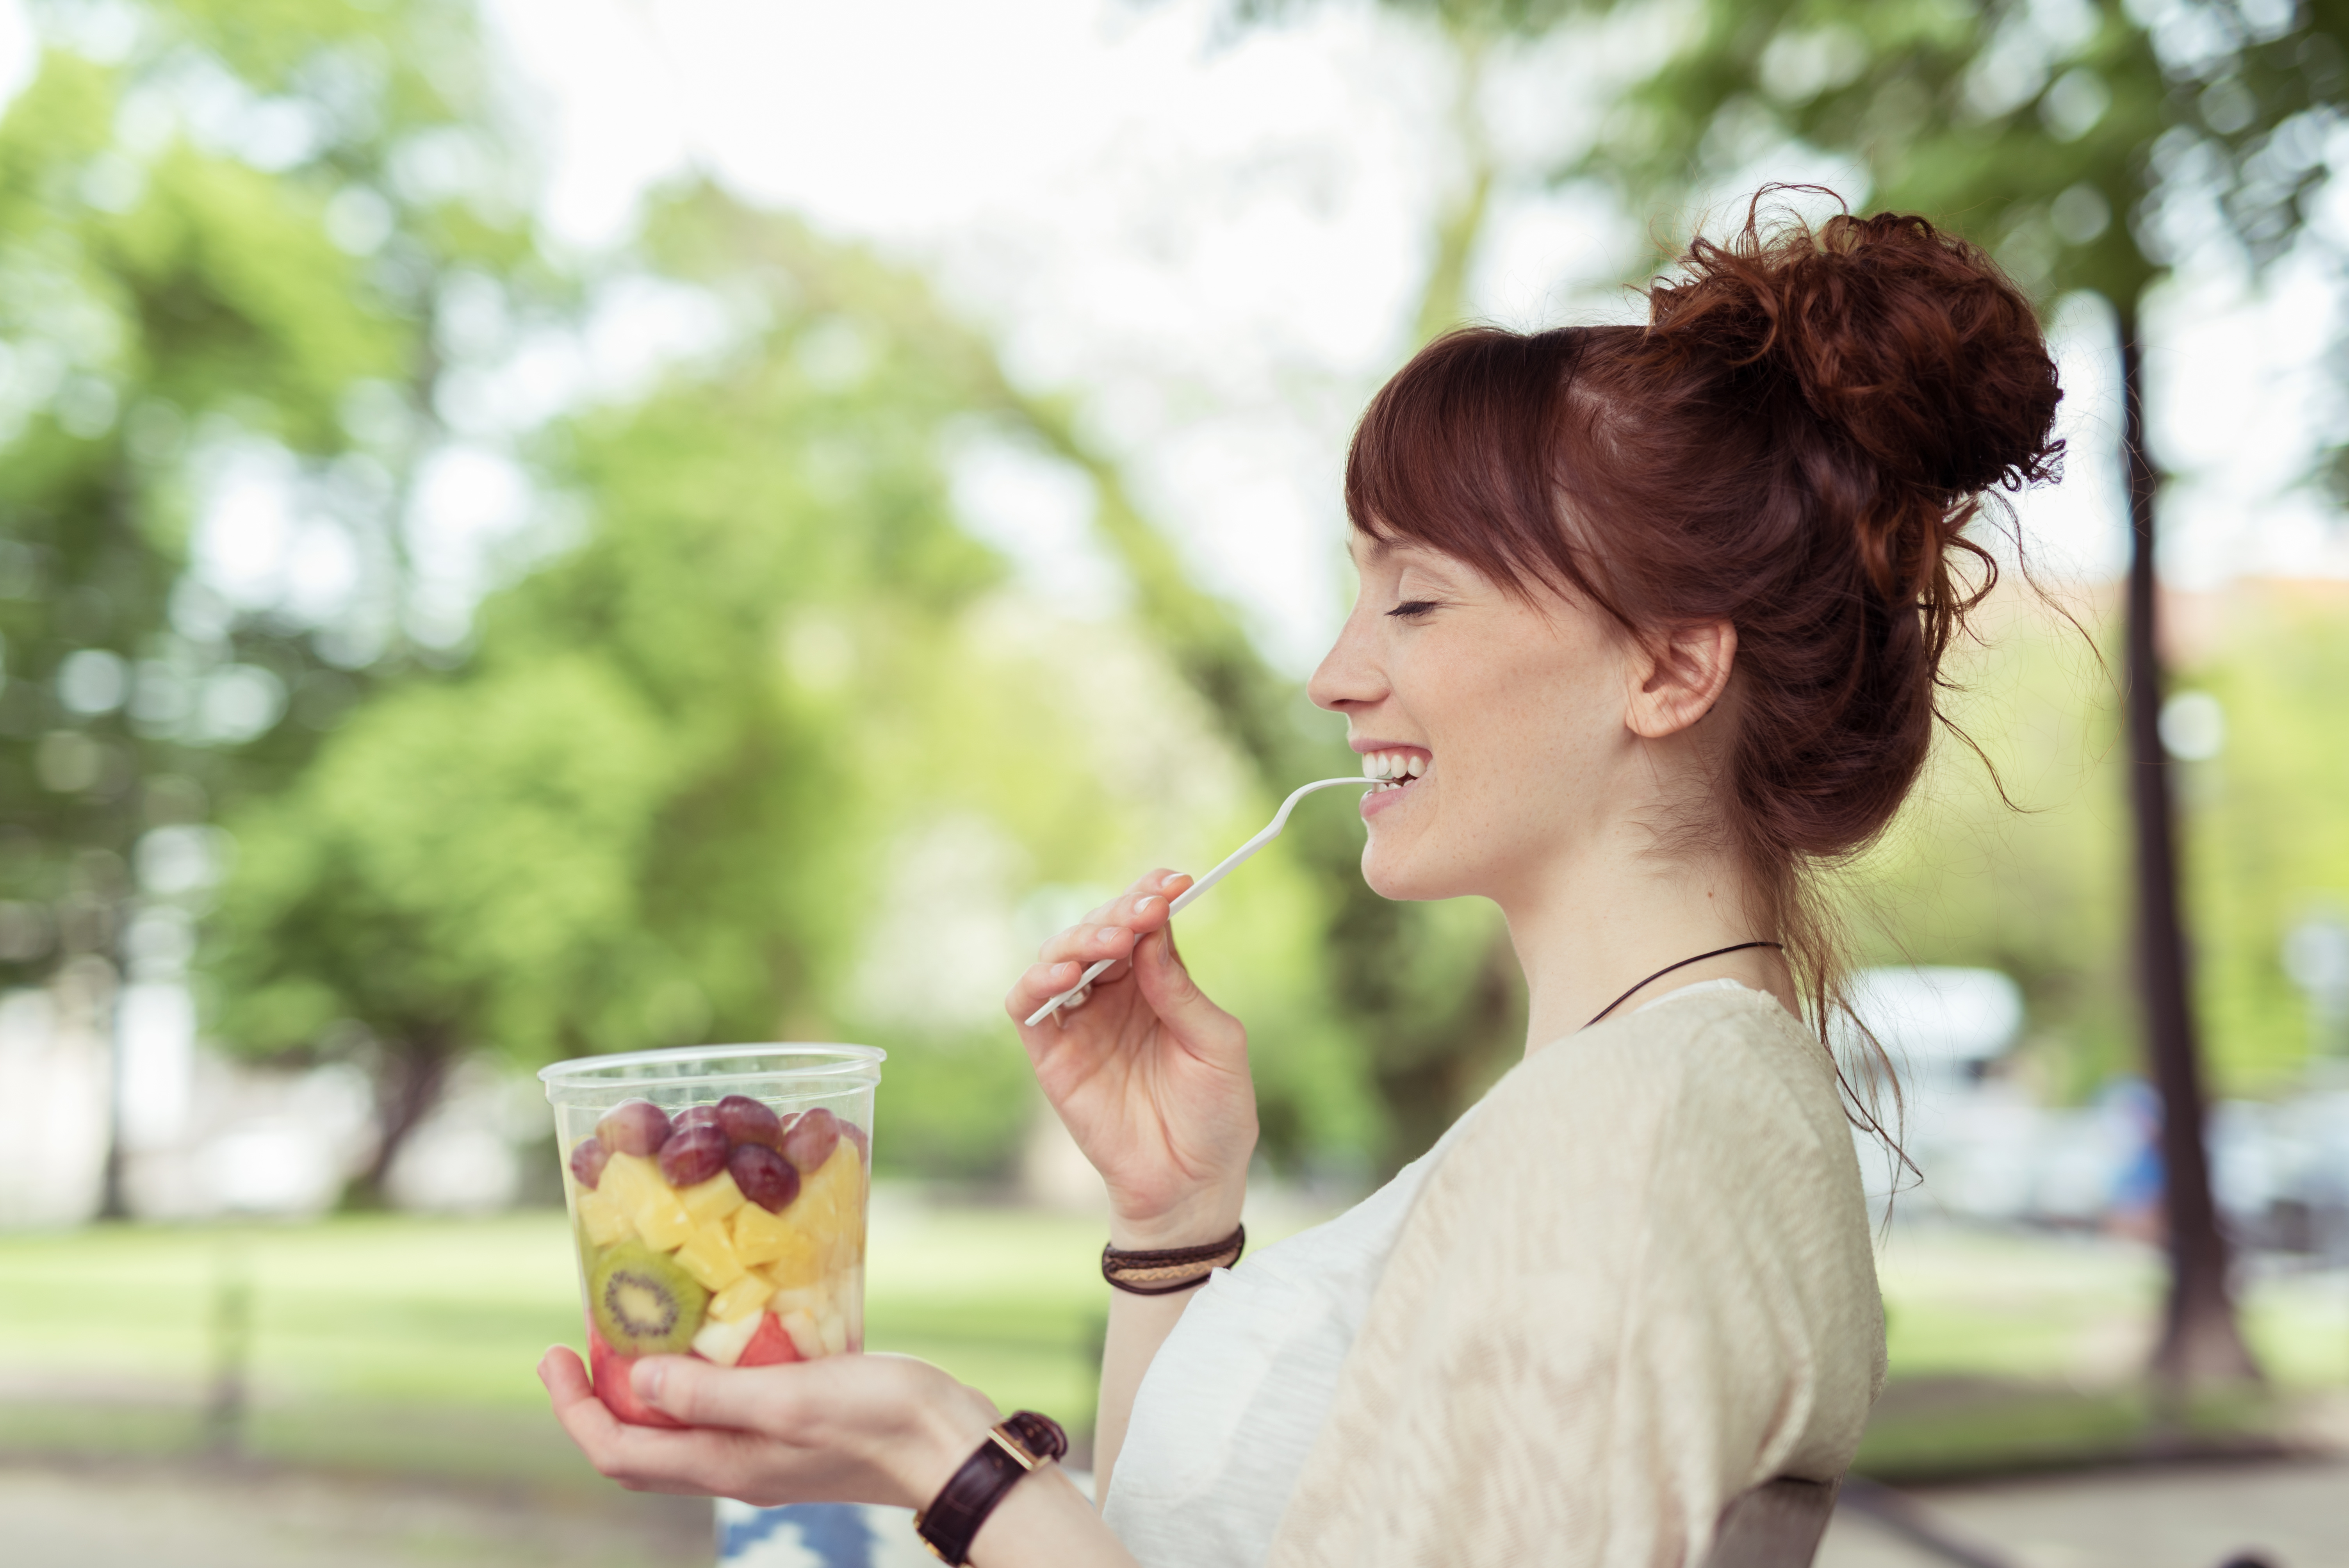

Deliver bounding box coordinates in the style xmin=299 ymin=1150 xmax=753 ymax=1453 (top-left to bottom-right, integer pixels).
xmin=540 ymin=196 xmax=2062 ymax=1566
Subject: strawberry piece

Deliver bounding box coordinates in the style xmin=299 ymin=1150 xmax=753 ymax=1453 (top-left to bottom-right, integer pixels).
xmin=588 ymin=1327 xmax=687 ymax=1429
xmin=737 ymin=1312 xmax=801 ymax=1368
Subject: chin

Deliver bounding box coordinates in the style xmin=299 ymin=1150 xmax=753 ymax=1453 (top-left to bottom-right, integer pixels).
xmin=1358 ymin=840 xmax=1460 ymax=903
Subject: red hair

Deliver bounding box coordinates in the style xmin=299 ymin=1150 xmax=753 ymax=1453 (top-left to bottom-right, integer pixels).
xmin=1346 ymin=192 xmax=2062 ymax=1066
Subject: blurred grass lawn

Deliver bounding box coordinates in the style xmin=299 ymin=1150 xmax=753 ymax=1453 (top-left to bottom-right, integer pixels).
xmin=0 ymin=1194 xmax=1114 ymax=1489
xmin=1 ymin=1206 xmax=2343 ymax=1489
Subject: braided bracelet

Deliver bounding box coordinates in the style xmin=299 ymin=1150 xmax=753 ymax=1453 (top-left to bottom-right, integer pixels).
xmin=1100 ymin=1224 xmax=1245 ymax=1295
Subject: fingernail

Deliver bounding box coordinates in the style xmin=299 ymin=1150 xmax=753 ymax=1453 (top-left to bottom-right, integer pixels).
xmin=1135 ymin=896 xmax=1158 ymax=915
xmin=1161 ymin=871 xmax=1184 ymax=888
xmin=635 ymin=1359 xmax=667 ymax=1404
xmin=1098 ymin=926 xmax=1126 ymax=943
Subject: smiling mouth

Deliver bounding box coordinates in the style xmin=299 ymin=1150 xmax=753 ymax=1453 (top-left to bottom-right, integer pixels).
xmin=1361 ymin=749 xmax=1428 ymax=793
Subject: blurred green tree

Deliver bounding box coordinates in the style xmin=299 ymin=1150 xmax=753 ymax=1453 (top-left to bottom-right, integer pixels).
xmin=207 ymin=182 xmax=1392 ymax=1189
xmin=0 ymin=0 xmax=551 ymax=1209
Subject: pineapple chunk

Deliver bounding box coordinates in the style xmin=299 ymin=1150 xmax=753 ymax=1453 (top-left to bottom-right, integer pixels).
xmin=767 ymin=1283 xmax=827 ymax=1322
xmin=680 ymin=1171 xmax=745 ymax=1226
xmin=708 ymin=1272 xmax=771 ymax=1324
xmin=575 ymin=1187 xmax=633 ymax=1247
xmin=729 ymin=1202 xmax=797 ymax=1267
xmin=675 ymin=1223 xmax=749 ymax=1291
xmin=692 ymin=1310 xmax=762 ymax=1367
xmin=601 ymin=1153 xmax=695 ymax=1249
xmin=753 ymin=1226 xmax=825 ymax=1290
xmin=818 ymin=1311 xmax=848 ymax=1357
xmin=599 ymin=1152 xmax=657 ymax=1210
xmin=797 ymin=1143 xmax=867 ymax=1269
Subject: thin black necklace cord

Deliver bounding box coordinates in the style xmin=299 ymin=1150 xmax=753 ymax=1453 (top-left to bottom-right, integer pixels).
xmin=1583 ymin=941 xmax=1785 ymax=1031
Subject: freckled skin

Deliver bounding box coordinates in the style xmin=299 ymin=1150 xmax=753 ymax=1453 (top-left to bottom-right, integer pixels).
xmin=1308 ymin=535 xmax=1798 ymax=1049
xmin=1310 ymin=541 xmax=1653 ymax=908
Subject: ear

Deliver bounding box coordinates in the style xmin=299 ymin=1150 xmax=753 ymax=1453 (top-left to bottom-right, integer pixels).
xmin=1625 ymin=620 xmax=1736 ymax=739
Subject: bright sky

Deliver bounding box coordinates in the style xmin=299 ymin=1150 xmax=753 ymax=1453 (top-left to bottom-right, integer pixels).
xmin=483 ymin=0 xmax=2349 ymax=665
xmin=2 ymin=0 xmax=2342 ymax=670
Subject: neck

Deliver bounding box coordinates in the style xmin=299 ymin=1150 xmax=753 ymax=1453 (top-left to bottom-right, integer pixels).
xmin=1498 ymin=839 xmax=1798 ymax=1053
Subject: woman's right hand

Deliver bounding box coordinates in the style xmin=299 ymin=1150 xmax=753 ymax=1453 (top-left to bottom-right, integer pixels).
xmin=1004 ymin=869 xmax=1256 ymax=1249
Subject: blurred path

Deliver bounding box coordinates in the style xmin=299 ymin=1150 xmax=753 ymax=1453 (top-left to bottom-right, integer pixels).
xmin=1820 ymin=1459 xmax=2349 ymax=1568
xmin=0 ymin=1458 xmax=711 ymax=1568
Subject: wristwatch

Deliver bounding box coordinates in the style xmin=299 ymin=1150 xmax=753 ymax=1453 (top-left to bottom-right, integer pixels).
xmin=914 ymin=1410 xmax=1069 ymax=1564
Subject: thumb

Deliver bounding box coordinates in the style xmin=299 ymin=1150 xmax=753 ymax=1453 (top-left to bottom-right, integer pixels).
xmin=632 ymin=1352 xmax=807 ymax=1432
xmin=1132 ymin=926 xmax=1237 ymax=1043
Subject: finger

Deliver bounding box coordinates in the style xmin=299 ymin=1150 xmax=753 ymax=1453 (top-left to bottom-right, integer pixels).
xmin=1131 ymin=926 xmax=1242 ymax=1051
xmin=542 ymin=1346 xmax=642 ymax=1464
xmin=1034 ymin=911 xmax=1141 ymax=962
xmin=1113 ymin=879 xmax=1192 ymax=934
xmin=1008 ymin=959 xmax=1081 ymax=1011
xmin=635 ymin=1353 xmax=803 ymax=1433
xmin=1076 ymin=869 xmax=1186 ymax=930
xmin=540 ymin=1345 xmax=595 ymax=1405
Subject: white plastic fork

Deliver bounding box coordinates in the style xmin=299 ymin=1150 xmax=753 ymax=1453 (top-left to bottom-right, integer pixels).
xmin=1024 ymin=775 xmax=1382 ymax=1027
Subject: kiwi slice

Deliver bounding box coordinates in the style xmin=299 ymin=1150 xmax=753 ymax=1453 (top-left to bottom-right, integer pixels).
xmin=589 ymin=1241 xmax=709 ymax=1355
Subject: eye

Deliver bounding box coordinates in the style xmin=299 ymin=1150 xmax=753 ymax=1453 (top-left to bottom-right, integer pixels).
xmin=1386 ymin=600 xmax=1440 ymax=619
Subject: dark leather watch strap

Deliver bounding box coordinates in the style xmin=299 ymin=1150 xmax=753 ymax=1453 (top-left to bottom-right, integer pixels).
xmin=915 ymin=1411 xmax=1068 ymax=1564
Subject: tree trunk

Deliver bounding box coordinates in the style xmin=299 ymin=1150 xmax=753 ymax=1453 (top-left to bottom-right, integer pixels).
xmin=350 ymin=1026 xmax=456 ymax=1207
xmin=2117 ymin=321 xmax=2260 ymax=1388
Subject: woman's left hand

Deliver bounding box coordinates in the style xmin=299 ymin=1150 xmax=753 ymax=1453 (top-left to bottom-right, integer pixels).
xmin=539 ymin=1345 xmax=996 ymax=1508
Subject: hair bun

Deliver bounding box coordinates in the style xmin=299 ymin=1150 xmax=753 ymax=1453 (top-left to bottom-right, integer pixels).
xmin=1650 ymin=192 xmax=2063 ymax=502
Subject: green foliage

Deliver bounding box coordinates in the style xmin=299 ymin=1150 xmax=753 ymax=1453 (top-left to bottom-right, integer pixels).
xmin=1848 ymin=589 xmax=2349 ymax=1100
xmin=203 ymin=180 xmax=1397 ymax=1181
xmin=1578 ymin=0 xmax=2349 ymax=318
xmin=0 ymin=0 xmax=535 ymax=1006
xmin=2176 ymin=593 xmax=2349 ymax=1089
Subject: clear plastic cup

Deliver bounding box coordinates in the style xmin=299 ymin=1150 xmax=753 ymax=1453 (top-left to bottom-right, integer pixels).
xmin=539 ymin=1044 xmax=882 ymax=1427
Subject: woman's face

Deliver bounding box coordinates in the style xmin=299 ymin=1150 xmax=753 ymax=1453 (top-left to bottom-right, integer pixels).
xmin=1307 ymin=536 xmax=1646 ymax=907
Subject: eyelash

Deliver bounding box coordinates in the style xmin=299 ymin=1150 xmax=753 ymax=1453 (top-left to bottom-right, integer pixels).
xmin=1387 ymin=600 xmax=1440 ymax=619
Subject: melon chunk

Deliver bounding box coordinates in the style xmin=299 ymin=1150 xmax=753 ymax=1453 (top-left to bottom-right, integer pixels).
xmin=779 ymin=1308 xmax=825 ymax=1361
xmin=738 ymin=1313 xmax=798 ymax=1367
xmin=692 ymin=1309 xmax=763 ymax=1367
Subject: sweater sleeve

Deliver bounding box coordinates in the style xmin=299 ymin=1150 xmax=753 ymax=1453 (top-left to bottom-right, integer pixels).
xmin=1264 ymin=992 xmax=1884 ymax=1568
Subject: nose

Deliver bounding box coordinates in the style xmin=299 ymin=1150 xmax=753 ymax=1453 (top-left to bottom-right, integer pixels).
xmin=1308 ymin=606 xmax=1386 ymax=716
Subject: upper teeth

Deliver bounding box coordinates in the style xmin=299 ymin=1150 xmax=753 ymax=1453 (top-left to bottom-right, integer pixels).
xmin=1361 ymin=750 xmax=1427 ymax=783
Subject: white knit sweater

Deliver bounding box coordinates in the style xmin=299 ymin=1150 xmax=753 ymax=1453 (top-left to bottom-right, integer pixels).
xmin=1109 ymin=981 xmax=1886 ymax=1568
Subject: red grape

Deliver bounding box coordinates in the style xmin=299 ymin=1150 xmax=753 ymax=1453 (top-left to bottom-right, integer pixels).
xmin=674 ymin=1104 xmax=722 ymax=1134
xmin=781 ymin=1107 xmax=841 ymax=1172
xmin=716 ymin=1094 xmax=782 ymax=1148
xmin=598 ymin=1099 xmax=672 ymax=1157
xmin=569 ymin=1136 xmax=610 ymax=1189
xmin=841 ymin=1121 xmax=870 ymax=1164
xmin=728 ymin=1143 xmax=801 ymax=1213
xmin=659 ymin=1124 xmax=729 ymax=1187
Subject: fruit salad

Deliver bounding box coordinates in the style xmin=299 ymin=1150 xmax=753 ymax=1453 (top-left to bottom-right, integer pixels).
xmin=564 ymin=1093 xmax=870 ymax=1427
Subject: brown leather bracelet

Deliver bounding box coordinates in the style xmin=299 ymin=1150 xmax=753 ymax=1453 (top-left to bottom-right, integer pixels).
xmin=914 ymin=1410 xmax=1067 ymax=1564
xmin=1101 ymin=1224 xmax=1245 ymax=1295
